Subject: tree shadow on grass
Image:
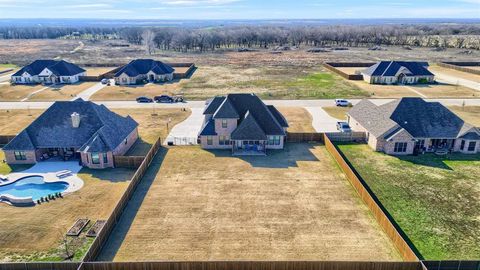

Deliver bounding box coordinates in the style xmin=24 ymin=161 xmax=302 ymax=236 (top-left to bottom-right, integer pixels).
xmin=208 ymin=143 xmax=320 ymax=169
xmin=95 ymin=147 xmax=168 ymax=261
xmin=396 ymin=153 xmax=480 ymax=171
xmin=78 ymin=167 xmax=136 ymax=183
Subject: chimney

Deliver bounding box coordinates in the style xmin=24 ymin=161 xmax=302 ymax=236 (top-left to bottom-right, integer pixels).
xmin=71 ymin=112 xmax=80 ymax=128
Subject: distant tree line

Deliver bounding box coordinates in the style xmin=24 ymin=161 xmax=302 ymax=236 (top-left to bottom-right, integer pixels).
xmin=1 ymin=24 xmax=480 ymax=51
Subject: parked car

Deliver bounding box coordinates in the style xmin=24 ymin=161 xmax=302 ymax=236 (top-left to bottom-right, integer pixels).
xmin=335 ymin=99 xmax=351 ymax=107
xmin=173 ymin=95 xmax=184 ymax=102
xmin=336 ymin=122 xmax=352 ymax=133
xmin=154 ymin=95 xmax=174 ymax=103
xmin=101 ymin=78 xmax=109 ymax=84
xmin=136 ymin=96 xmax=153 ymax=103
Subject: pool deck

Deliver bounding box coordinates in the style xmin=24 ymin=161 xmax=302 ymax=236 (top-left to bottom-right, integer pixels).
xmin=0 ymin=160 xmax=84 ymax=204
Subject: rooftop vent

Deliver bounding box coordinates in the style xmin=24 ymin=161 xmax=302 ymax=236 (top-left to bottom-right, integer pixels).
xmin=71 ymin=112 xmax=80 ymax=128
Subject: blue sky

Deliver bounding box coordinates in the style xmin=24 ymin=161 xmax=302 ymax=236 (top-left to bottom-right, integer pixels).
xmin=0 ymin=0 xmax=479 ymax=19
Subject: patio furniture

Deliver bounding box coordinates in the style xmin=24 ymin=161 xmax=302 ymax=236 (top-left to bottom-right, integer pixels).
xmin=42 ymin=153 xmax=50 ymax=160
xmin=56 ymin=170 xmax=72 ymax=178
xmin=0 ymin=174 xmax=8 ymax=181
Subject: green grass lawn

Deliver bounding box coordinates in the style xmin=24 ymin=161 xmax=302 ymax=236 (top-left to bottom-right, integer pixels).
xmin=337 ymin=143 xmax=480 ymax=260
xmin=0 ymin=64 xmax=17 ymax=70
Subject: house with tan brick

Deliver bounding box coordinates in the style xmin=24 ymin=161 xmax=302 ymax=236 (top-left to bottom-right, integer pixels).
xmin=114 ymin=59 xmax=175 ymax=85
xmin=361 ymin=61 xmax=435 ymax=85
xmin=199 ymin=93 xmax=288 ymax=155
xmin=347 ymin=97 xmax=480 ymax=155
xmin=3 ymin=99 xmax=138 ymax=169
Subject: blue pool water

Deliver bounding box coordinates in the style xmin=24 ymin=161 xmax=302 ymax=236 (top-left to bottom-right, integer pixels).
xmin=0 ymin=176 xmax=69 ymax=201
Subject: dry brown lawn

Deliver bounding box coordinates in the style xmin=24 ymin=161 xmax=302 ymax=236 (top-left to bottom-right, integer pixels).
xmin=100 ymin=145 xmax=400 ymax=261
xmin=28 ymin=82 xmax=97 ymax=101
xmin=0 ymin=167 xmax=134 ymax=262
xmin=348 ymin=80 xmax=479 ymax=98
xmin=322 ymin=106 xmax=349 ymax=120
xmin=0 ymin=109 xmax=44 ymax=135
xmin=91 ymin=83 xmax=182 ymax=101
xmin=277 ymin=107 xmax=315 ymax=132
xmin=85 ymin=67 xmax=116 ymax=76
xmin=112 ymin=108 xmax=191 ymax=156
xmin=0 ymin=84 xmax=45 ymax=101
xmin=449 ymin=106 xmax=480 ymax=127
xmin=429 ymin=65 xmax=480 ymax=83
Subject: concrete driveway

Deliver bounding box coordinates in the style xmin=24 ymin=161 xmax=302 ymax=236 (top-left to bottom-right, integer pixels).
xmin=164 ymin=107 xmax=204 ymax=145
xmin=305 ymin=107 xmax=342 ymax=133
xmin=74 ymin=81 xmax=109 ymax=101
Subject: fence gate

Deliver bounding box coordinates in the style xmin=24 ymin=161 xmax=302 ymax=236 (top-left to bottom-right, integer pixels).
xmin=166 ymin=136 xmax=198 ymax=146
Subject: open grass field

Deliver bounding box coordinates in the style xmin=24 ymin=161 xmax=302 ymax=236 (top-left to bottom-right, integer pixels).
xmin=449 ymin=106 xmax=480 ymax=127
xmin=277 ymin=107 xmax=315 ymax=132
xmin=337 ymin=144 xmax=480 ymax=260
xmin=0 ymin=166 xmax=135 ymax=262
xmin=0 ymin=109 xmax=44 ymax=135
xmin=430 ymin=65 xmax=480 ymax=83
xmin=99 ymin=144 xmax=400 ymax=261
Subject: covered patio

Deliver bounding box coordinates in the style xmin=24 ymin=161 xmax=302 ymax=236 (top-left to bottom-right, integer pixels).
xmin=232 ymin=140 xmax=267 ymax=156
xmin=38 ymin=147 xmax=80 ymax=162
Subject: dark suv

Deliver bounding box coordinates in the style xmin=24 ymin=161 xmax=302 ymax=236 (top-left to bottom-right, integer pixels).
xmin=154 ymin=95 xmax=174 ymax=103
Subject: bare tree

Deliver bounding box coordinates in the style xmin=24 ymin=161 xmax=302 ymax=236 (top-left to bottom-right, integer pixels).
xmin=142 ymin=29 xmax=156 ymax=55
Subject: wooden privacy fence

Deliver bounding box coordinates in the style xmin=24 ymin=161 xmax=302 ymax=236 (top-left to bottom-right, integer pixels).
xmin=0 ymin=262 xmax=80 ymax=270
xmin=323 ymin=134 xmax=419 ymax=261
xmin=325 ymin=132 xmax=366 ymax=142
xmin=438 ymin=62 xmax=480 ymax=76
xmin=79 ymin=261 xmax=422 ymax=270
xmin=0 ymin=135 xmax=15 ymax=146
xmin=113 ymin=155 xmax=145 ymax=169
xmin=82 ymin=138 xmax=163 ymax=262
xmin=286 ymin=132 xmax=324 ymax=143
xmin=323 ymin=62 xmax=375 ymax=80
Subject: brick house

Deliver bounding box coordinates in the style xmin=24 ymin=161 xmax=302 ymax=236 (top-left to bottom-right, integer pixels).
xmin=11 ymin=60 xmax=86 ymax=84
xmin=3 ymin=99 xmax=138 ymax=169
xmin=114 ymin=59 xmax=175 ymax=85
xmin=361 ymin=61 xmax=435 ymax=85
xmin=347 ymin=98 xmax=480 ymax=155
xmin=199 ymin=93 xmax=288 ymax=155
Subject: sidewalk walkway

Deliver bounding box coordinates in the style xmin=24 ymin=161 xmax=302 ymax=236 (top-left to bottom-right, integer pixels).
xmin=74 ymin=81 xmax=108 ymax=101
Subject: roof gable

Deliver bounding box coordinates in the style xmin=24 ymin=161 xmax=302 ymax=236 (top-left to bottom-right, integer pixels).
xmin=231 ymin=111 xmax=267 ymax=140
xmin=213 ymin=98 xmax=239 ymax=119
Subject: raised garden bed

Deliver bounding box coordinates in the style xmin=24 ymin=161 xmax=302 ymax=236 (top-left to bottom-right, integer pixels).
xmin=66 ymin=218 xmax=90 ymax=236
xmin=86 ymin=220 xmax=106 ymax=237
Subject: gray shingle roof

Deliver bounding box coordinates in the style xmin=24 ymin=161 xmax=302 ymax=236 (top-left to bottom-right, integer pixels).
xmin=3 ymin=99 xmax=138 ymax=153
xmin=362 ymin=61 xmax=433 ymax=77
xmin=203 ymin=93 xmax=286 ymax=139
xmin=12 ymin=60 xmax=85 ymax=77
xmin=199 ymin=119 xmax=217 ymax=136
xmin=231 ymin=111 xmax=267 ymax=140
xmin=114 ymin=59 xmax=174 ymax=77
xmin=348 ymin=98 xmax=479 ymax=139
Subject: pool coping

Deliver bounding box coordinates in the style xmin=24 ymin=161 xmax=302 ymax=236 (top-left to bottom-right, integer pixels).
xmin=0 ymin=170 xmax=84 ymax=206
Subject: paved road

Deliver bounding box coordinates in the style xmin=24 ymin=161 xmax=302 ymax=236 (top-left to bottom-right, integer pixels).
xmin=1 ymin=98 xmax=480 ymax=110
xmin=164 ymin=108 xmax=204 ymax=145
xmin=435 ymin=72 xmax=480 ymax=91
xmin=74 ymin=81 xmax=109 ymax=101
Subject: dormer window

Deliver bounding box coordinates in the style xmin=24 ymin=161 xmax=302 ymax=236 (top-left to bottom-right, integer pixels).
xmin=222 ymin=119 xmax=227 ymax=128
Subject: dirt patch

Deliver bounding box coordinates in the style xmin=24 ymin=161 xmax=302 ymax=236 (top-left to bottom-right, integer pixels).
xmin=101 ymin=145 xmax=400 ymax=261
xmin=449 ymin=106 xmax=480 ymax=127
xmin=277 ymin=107 xmax=315 ymax=132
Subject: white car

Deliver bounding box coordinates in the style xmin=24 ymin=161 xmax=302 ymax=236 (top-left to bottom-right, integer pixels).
xmin=335 ymin=99 xmax=351 ymax=107
xmin=336 ymin=122 xmax=352 ymax=133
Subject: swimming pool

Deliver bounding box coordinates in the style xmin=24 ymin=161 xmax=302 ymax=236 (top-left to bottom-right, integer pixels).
xmin=0 ymin=176 xmax=69 ymax=201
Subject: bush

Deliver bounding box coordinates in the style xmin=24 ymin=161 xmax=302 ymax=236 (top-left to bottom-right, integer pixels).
xmin=418 ymin=78 xmax=429 ymax=84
